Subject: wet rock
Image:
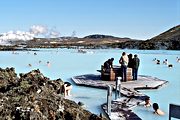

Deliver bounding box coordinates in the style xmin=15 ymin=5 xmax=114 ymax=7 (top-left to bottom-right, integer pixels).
xmin=78 ymin=101 xmax=84 ymax=106
xmin=0 ymin=67 xmax=107 ymax=120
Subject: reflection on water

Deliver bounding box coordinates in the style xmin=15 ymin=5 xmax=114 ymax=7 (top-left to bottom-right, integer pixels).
xmin=0 ymin=48 xmax=180 ymax=120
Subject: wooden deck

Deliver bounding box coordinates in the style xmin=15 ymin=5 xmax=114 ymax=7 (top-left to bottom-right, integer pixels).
xmin=71 ymin=74 xmax=168 ymax=120
xmin=72 ymin=74 xmax=168 ymax=90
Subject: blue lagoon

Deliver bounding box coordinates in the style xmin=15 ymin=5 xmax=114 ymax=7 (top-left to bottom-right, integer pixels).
xmin=0 ymin=48 xmax=180 ymax=120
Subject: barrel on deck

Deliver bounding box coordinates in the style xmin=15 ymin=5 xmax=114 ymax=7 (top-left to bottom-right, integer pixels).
xmin=110 ymin=68 xmax=116 ymax=81
xmin=127 ymin=68 xmax=132 ymax=81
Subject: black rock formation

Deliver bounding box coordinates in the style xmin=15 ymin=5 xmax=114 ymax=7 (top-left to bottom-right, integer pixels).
xmin=0 ymin=67 xmax=107 ymax=120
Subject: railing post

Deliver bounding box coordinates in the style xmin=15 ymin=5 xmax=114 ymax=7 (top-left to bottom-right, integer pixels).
xmin=107 ymin=85 xmax=112 ymax=116
xmin=169 ymin=104 xmax=171 ymax=120
xmin=115 ymin=77 xmax=121 ymax=100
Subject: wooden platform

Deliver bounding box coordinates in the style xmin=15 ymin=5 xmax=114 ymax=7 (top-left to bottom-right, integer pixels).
xmin=72 ymin=74 xmax=168 ymax=91
xmin=71 ymin=74 xmax=168 ymax=120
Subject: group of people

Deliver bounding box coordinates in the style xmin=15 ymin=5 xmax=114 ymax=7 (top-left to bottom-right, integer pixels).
xmin=28 ymin=61 xmax=51 ymax=67
xmin=144 ymin=97 xmax=165 ymax=115
xmin=103 ymin=52 xmax=140 ymax=82
xmin=119 ymin=52 xmax=140 ymax=82
xmin=153 ymin=58 xmax=173 ymax=68
xmin=153 ymin=56 xmax=180 ymax=67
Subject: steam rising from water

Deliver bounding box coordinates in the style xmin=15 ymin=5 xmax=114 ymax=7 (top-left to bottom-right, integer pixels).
xmin=0 ymin=31 xmax=35 ymax=45
xmin=0 ymin=25 xmax=61 ymax=45
xmin=48 ymin=27 xmax=60 ymax=38
xmin=30 ymin=25 xmax=48 ymax=35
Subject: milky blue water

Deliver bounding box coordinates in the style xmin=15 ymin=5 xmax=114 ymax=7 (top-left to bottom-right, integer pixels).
xmin=0 ymin=48 xmax=180 ymax=120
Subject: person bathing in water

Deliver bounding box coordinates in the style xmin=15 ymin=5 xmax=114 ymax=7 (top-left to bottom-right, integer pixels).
xmin=63 ymin=82 xmax=72 ymax=97
xmin=144 ymin=97 xmax=151 ymax=107
xmin=153 ymin=103 xmax=165 ymax=115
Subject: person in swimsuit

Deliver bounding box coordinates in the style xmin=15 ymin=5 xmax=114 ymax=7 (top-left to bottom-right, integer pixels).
xmin=63 ymin=82 xmax=72 ymax=97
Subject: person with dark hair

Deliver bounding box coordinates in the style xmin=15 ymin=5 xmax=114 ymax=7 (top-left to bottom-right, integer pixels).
xmin=104 ymin=58 xmax=114 ymax=69
xmin=132 ymin=54 xmax=140 ymax=80
xmin=153 ymin=103 xmax=164 ymax=115
xmin=104 ymin=59 xmax=110 ymax=69
xmin=63 ymin=82 xmax=72 ymax=97
xmin=128 ymin=54 xmax=133 ymax=68
xmin=156 ymin=60 xmax=160 ymax=65
xmin=109 ymin=58 xmax=114 ymax=68
xmin=119 ymin=52 xmax=129 ymax=82
xmin=168 ymin=64 xmax=173 ymax=68
xmin=144 ymin=97 xmax=151 ymax=107
xmin=163 ymin=59 xmax=168 ymax=65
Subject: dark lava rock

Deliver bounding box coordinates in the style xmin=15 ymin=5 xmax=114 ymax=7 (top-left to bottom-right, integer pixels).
xmin=0 ymin=67 xmax=107 ymax=120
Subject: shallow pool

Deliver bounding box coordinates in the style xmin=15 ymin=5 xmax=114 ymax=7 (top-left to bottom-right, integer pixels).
xmin=0 ymin=48 xmax=180 ymax=120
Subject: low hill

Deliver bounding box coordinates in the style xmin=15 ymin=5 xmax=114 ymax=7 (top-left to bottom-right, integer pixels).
xmin=84 ymin=34 xmax=122 ymax=39
xmin=17 ymin=34 xmax=137 ymax=49
xmin=144 ymin=25 xmax=180 ymax=49
xmin=109 ymin=25 xmax=180 ymax=50
xmin=150 ymin=25 xmax=180 ymax=41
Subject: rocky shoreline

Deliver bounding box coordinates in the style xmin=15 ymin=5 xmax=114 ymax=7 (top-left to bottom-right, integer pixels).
xmin=0 ymin=67 xmax=107 ymax=120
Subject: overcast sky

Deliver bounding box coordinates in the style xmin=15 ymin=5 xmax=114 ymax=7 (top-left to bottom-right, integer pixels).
xmin=0 ymin=0 xmax=179 ymax=40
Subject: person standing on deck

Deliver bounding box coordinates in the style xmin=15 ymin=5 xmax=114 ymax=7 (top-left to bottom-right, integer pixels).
xmin=132 ymin=54 xmax=140 ymax=80
xmin=108 ymin=58 xmax=114 ymax=68
xmin=128 ymin=53 xmax=133 ymax=68
xmin=119 ymin=52 xmax=129 ymax=82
